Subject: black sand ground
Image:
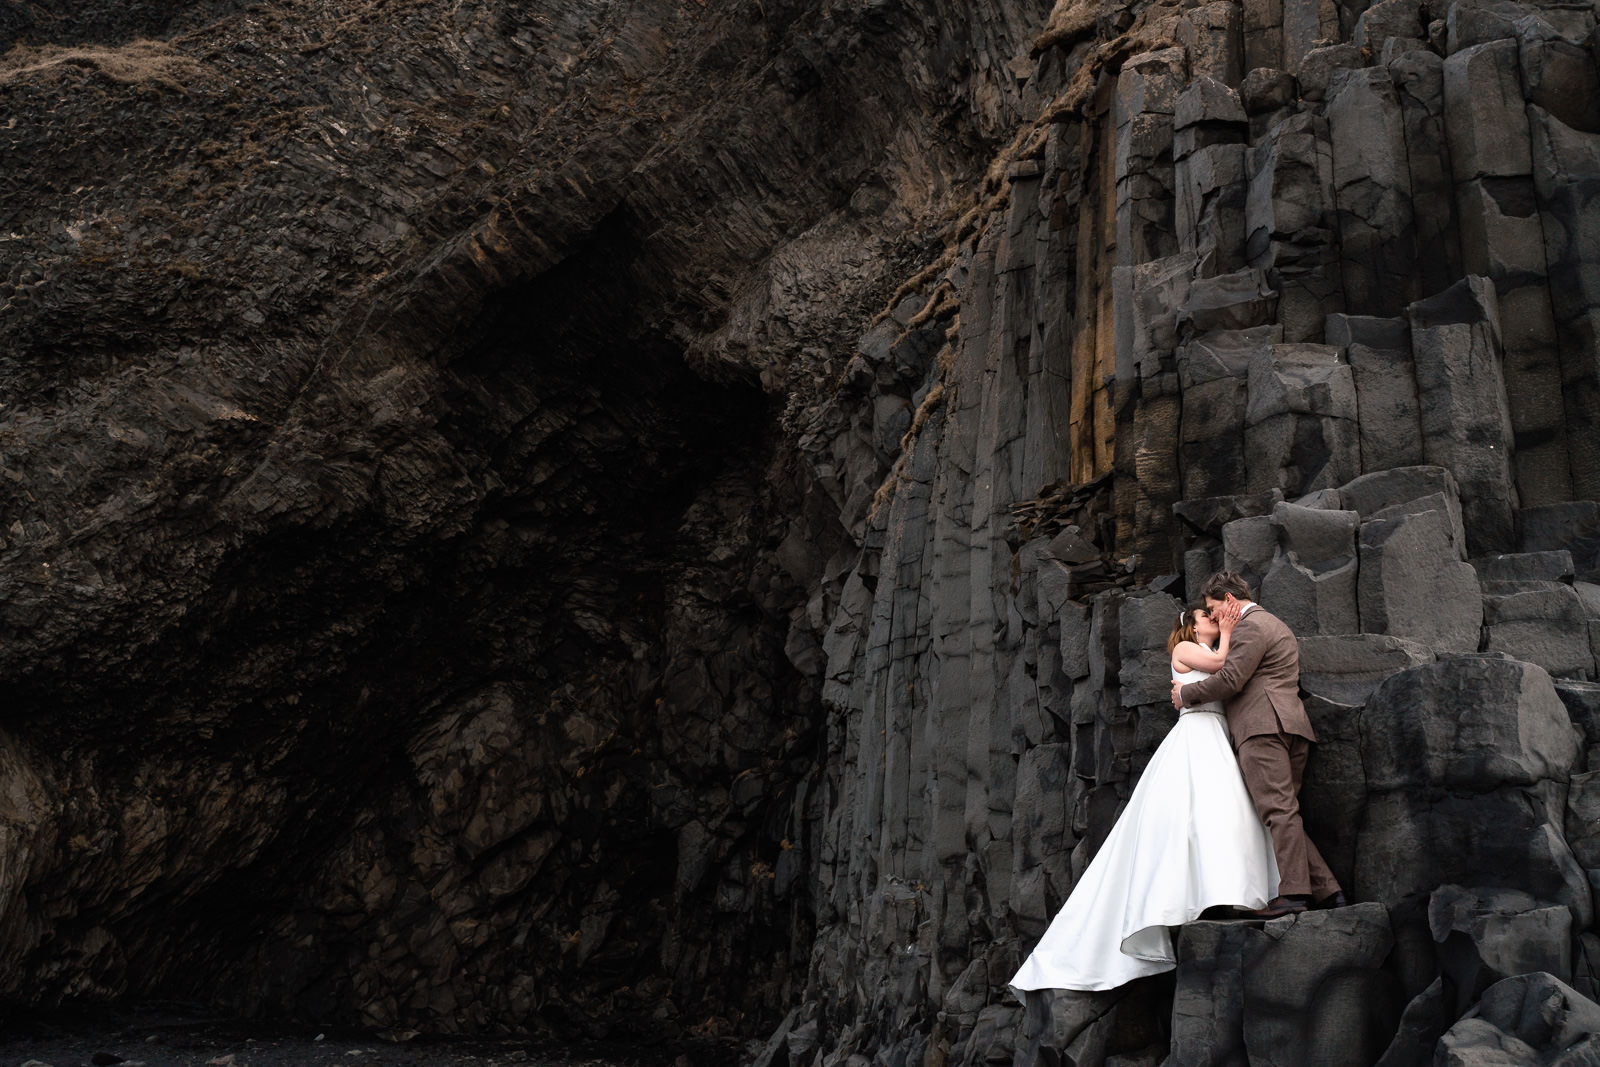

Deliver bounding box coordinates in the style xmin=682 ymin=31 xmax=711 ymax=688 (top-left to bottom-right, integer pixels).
xmin=0 ymin=1007 xmax=744 ymax=1067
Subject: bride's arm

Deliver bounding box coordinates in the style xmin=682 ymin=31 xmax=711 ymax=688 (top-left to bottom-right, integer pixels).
xmin=1171 ymin=639 xmax=1227 ymax=673
xmin=1171 ymin=620 xmax=1232 ymax=673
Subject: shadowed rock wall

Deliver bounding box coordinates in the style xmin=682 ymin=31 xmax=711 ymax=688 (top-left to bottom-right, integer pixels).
xmin=3 ymin=0 xmax=1600 ymax=1062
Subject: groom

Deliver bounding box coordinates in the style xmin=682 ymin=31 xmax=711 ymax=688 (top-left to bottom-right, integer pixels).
xmin=1170 ymin=570 xmax=1344 ymax=916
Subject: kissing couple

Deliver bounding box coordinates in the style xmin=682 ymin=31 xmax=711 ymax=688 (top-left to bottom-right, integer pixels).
xmin=1011 ymin=571 xmax=1346 ymax=993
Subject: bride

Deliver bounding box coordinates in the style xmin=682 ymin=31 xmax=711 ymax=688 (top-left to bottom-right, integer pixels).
xmin=1009 ymin=605 xmax=1279 ymax=992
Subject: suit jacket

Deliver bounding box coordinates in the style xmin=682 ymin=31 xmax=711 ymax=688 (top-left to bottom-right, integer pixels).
xmin=1178 ymin=604 xmax=1316 ymax=746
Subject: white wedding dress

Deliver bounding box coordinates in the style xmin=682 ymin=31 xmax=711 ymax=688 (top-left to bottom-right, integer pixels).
xmin=1009 ymin=667 xmax=1279 ymax=993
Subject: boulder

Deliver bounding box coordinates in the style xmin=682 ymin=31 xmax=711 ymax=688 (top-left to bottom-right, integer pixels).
xmin=1241 ymin=68 xmax=1297 ymax=115
xmin=1327 ymin=67 xmax=1416 ymax=317
xmin=1325 ymin=312 xmax=1410 ymax=352
xmin=1271 ymin=500 xmax=1360 ymax=566
xmin=1356 ymin=787 xmax=1594 ymax=924
xmin=1578 ymin=932 xmax=1600 ymax=1004
xmin=1179 ymin=4 xmax=1246 ymax=86
xmin=1295 ymin=43 xmax=1362 ymax=101
xmin=1356 ymin=658 xmax=1590 ymax=922
xmin=1354 ymin=0 xmax=1424 ymax=53
xmin=1515 ymin=13 xmax=1600 ymax=135
xmin=1176 ymin=143 xmax=1252 ymax=274
xmin=1244 ymin=112 xmax=1341 ymax=342
xmin=1011 ymin=986 xmax=1141 ymax=1067
xmin=1429 ymin=884 xmax=1574 ymax=991
xmin=1389 ymin=48 xmax=1463 ymax=299
xmin=1445 ymin=0 xmax=1533 ymax=52
xmin=1437 ymin=972 xmax=1600 ymax=1064
xmin=1119 ymin=593 xmax=1183 ymax=707
xmin=1178 ymin=269 xmax=1276 ymax=335
xmin=1345 ymin=342 xmax=1425 ymax=474
xmin=1525 ymin=107 xmax=1600 ymax=500
xmin=1177 ymin=327 xmax=1283 ymax=391
xmin=1555 ymin=679 xmax=1600 ymax=768
xmin=1301 ymin=692 xmax=1366 ymax=890
xmin=1222 ymin=513 xmax=1280 ymax=590
xmin=1362 ymin=656 xmax=1579 ymax=791
xmin=1179 ymin=376 xmax=1251 ymax=500
xmin=1174 ymin=74 xmax=1249 ymax=131
xmin=1173 ymin=489 xmax=1286 ymax=537
xmin=1116 ymin=46 xmax=1188 ymax=119
xmin=1010 ymin=744 xmax=1075 ymax=935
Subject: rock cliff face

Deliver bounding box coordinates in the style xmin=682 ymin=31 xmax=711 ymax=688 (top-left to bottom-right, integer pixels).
xmin=3 ymin=0 xmax=1600 ymax=1064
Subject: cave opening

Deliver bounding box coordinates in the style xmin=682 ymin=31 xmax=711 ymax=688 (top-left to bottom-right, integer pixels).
xmin=94 ymin=205 xmax=821 ymax=1041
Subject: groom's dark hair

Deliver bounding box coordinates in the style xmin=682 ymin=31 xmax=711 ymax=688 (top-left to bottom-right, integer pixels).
xmin=1200 ymin=570 xmax=1252 ymax=602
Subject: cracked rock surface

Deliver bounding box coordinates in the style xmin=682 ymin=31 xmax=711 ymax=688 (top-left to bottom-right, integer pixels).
xmin=4 ymin=0 xmax=1600 ymax=1061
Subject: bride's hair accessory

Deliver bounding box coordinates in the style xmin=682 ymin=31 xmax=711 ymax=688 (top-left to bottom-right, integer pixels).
xmin=1177 ymin=609 xmax=1187 ymax=625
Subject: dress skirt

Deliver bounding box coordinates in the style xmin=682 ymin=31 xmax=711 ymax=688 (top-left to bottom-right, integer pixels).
xmin=1009 ymin=707 xmax=1279 ymax=992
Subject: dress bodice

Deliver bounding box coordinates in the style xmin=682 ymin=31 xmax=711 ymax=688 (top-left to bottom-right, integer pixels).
xmin=1172 ymin=667 xmax=1225 ymax=716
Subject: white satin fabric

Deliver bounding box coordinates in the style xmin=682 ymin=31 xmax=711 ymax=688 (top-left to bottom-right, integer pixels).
xmin=1009 ymin=667 xmax=1279 ymax=993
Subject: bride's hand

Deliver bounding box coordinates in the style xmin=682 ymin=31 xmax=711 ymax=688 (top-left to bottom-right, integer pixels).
xmin=1216 ymin=605 xmax=1238 ymax=636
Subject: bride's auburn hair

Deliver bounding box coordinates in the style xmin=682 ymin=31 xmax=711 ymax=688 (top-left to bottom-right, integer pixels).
xmin=1166 ymin=607 xmax=1204 ymax=654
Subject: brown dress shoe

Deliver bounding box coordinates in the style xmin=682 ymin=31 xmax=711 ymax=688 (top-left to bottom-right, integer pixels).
xmin=1248 ymin=895 xmax=1309 ymax=918
xmin=1313 ymin=891 xmax=1348 ymax=910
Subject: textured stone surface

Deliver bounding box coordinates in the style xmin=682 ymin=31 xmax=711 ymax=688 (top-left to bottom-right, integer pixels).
xmin=1356 ymin=657 xmax=1591 ymax=925
xmin=1481 ymin=579 xmax=1596 ymax=679
xmin=6 ymin=0 xmax=1600 ymax=1060
xmin=1437 ymin=972 xmax=1600 ymax=1065
xmin=1429 ymin=885 xmax=1574 ymax=992
xmin=1242 ymin=905 xmax=1401 ymax=1067
xmin=1362 ymin=657 xmax=1578 ymax=791
xmin=1406 ymin=279 xmax=1520 ymax=553
xmin=1358 ymin=497 xmax=1482 ymax=651
xmin=1171 ymin=907 xmax=1400 ymax=1067
xmin=1299 ymin=633 xmax=1435 ymax=705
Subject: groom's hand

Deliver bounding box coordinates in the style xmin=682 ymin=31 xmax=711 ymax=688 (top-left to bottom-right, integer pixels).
xmin=1171 ymin=679 xmax=1184 ymax=710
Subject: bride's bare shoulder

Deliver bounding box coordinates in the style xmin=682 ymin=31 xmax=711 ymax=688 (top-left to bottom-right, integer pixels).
xmin=1170 ymin=642 xmax=1204 ymax=672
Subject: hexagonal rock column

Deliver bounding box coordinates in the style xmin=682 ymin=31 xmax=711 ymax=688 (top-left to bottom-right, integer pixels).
xmin=1170 ymin=905 xmax=1399 ymax=1067
xmin=1243 ymin=343 xmax=1359 ymax=496
xmin=1405 ymin=276 xmax=1519 ymax=555
xmin=1259 ymin=500 xmax=1360 ymax=637
xmin=1356 ymin=493 xmax=1482 ymax=652
xmin=1355 ymin=656 xmax=1591 ymax=927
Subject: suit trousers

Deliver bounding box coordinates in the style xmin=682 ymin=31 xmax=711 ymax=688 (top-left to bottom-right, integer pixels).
xmin=1235 ymin=731 xmax=1341 ymax=899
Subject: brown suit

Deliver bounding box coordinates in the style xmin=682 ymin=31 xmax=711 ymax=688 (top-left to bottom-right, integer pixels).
xmin=1179 ymin=604 xmax=1339 ymax=899
xmin=1180 ymin=605 xmax=1314 ymax=747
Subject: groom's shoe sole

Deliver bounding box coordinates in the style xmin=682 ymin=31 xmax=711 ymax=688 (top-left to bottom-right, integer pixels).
xmin=1247 ymin=896 xmax=1309 ymax=918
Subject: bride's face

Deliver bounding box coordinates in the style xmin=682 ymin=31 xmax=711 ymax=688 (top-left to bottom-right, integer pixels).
xmin=1193 ymin=608 xmax=1220 ymax=645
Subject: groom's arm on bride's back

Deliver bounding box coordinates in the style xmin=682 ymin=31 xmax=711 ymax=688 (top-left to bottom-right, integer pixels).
xmin=1179 ymin=620 xmax=1268 ymax=705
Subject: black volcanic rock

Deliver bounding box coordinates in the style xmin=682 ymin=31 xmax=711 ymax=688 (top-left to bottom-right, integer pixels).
xmin=5 ymin=0 xmax=1600 ymax=1061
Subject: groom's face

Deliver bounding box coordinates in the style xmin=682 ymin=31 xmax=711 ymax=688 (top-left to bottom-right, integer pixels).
xmin=1204 ymin=595 xmax=1231 ymax=616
